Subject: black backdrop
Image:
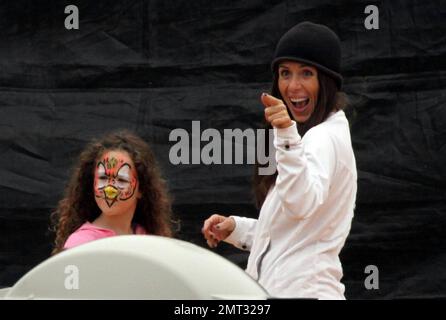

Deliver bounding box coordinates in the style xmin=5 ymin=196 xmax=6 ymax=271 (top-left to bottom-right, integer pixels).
xmin=0 ymin=0 xmax=445 ymax=299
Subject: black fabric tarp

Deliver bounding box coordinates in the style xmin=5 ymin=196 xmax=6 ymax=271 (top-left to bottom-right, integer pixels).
xmin=0 ymin=0 xmax=445 ymax=299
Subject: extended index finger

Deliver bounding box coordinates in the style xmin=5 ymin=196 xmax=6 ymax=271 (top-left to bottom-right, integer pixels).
xmin=261 ymin=93 xmax=283 ymax=108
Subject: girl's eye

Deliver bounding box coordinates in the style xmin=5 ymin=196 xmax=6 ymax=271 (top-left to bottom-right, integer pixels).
xmin=118 ymin=178 xmax=129 ymax=183
xmin=99 ymin=176 xmax=108 ymax=180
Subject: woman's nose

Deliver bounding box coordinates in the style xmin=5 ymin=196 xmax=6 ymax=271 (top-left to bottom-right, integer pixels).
xmin=288 ymin=76 xmax=303 ymax=90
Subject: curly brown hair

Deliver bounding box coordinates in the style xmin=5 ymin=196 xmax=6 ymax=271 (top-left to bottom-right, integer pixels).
xmin=51 ymin=130 xmax=174 ymax=255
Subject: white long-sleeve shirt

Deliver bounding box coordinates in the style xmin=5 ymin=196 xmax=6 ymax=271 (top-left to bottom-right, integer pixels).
xmin=225 ymin=110 xmax=357 ymax=300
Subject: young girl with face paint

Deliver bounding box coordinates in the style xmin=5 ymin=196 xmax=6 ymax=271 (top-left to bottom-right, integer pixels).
xmin=202 ymin=22 xmax=357 ymax=299
xmin=51 ymin=131 xmax=173 ymax=254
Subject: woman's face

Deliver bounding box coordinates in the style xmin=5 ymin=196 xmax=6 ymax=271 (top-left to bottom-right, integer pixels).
xmin=277 ymin=61 xmax=319 ymax=123
xmin=93 ymin=150 xmax=140 ymax=216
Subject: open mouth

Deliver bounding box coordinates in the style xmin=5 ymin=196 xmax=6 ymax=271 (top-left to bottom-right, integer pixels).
xmin=290 ymin=97 xmax=310 ymax=110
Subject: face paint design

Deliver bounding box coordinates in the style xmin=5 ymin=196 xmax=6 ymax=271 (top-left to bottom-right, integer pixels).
xmin=94 ymin=155 xmax=138 ymax=208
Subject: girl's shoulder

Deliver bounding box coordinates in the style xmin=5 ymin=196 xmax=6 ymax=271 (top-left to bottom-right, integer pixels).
xmin=134 ymin=223 xmax=148 ymax=235
xmin=63 ymin=222 xmax=115 ymax=249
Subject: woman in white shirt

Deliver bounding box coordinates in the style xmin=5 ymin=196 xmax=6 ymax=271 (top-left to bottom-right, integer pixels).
xmin=202 ymin=21 xmax=357 ymax=300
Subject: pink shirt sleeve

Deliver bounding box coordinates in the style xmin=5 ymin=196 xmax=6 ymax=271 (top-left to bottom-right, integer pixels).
xmin=63 ymin=223 xmax=147 ymax=250
xmin=63 ymin=231 xmax=99 ymax=249
xmin=135 ymin=224 xmax=147 ymax=235
xmin=63 ymin=223 xmax=115 ymax=250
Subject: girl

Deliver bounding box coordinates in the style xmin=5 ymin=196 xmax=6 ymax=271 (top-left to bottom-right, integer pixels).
xmin=202 ymin=22 xmax=357 ymax=299
xmin=51 ymin=130 xmax=173 ymax=254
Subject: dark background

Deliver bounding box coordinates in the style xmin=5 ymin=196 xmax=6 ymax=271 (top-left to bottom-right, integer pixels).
xmin=0 ymin=0 xmax=445 ymax=299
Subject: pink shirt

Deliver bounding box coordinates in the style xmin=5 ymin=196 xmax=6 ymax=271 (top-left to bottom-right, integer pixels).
xmin=63 ymin=222 xmax=147 ymax=250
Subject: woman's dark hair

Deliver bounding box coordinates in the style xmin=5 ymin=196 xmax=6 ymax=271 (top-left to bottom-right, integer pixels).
xmin=51 ymin=130 xmax=174 ymax=255
xmin=253 ymin=68 xmax=348 ymax=209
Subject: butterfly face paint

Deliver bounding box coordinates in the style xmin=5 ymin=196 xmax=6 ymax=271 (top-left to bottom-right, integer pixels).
xmin=94 ymin=151 xmax=138 ymax=208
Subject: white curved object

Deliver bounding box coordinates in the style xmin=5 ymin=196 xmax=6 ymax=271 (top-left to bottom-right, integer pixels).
xmin=4 ymin=235 xmax=268 ymax=300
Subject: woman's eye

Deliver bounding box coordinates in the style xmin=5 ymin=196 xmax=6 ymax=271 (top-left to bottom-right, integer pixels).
xmin=280 ymin=69 xmax=290 ymax=78
xmin=302 ymin=69 xmax=313 ymax=77
xmin=118 ymin=178 xmax=129 ymax=183
xmin=99 ymin=176 xmax=108 ymax=180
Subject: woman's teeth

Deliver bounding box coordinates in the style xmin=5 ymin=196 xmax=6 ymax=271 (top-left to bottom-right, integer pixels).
xmin=290 ymin=98 xmax=309 ymax=108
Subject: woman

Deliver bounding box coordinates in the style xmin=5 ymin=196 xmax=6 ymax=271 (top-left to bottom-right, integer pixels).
xmin=202 ymin=21 xmax=357 ymax=299
xmin=51 ymin=130 xmax=174 ymax=254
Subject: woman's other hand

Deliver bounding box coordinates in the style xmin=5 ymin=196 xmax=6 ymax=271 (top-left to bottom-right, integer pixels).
xmin=202 ymin=214 xmax=235 ymax=248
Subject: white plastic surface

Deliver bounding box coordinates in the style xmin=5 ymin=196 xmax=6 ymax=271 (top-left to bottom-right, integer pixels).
xmin=0 ymin=288 xmax=10 ymax=298
xmin=4 ymin=235 xmax=268 ymax=300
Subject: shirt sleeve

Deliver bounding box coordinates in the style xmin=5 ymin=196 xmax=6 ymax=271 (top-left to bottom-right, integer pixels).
xmin=223 ymin=216 xmax=257 ymax=251
xmin=63 ymin=231 xmax=97 ymax=249
xmin=273 ymin=121 xmax=337 ymax=220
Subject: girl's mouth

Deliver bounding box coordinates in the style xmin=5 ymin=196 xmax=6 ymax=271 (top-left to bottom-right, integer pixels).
xmin=104 ymin=185 xmax=119 ymax=200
